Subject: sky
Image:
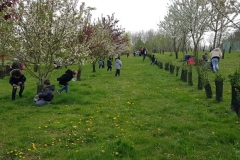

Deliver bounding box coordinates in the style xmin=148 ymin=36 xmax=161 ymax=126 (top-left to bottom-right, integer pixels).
xmin=82 ymin=0 xmax=169 ymax=33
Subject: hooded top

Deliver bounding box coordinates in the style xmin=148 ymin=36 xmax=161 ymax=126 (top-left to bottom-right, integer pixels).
xmin=9 ymin=69 xmax=26 ymax=85
xmin=116 ymin=58 xmax=122 ymax=69
xmin=210 ymin=48 xmax=222 ymax=59
xmin=38 ymin=85 xmax=55 ymax=101
xmin=56 ymin=69 xmax=74 ymax=85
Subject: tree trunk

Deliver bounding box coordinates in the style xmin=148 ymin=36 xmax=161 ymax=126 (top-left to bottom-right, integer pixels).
xmin=37 ymin=84 xmax=44 ymax=94
xmin=92 ymin=64 xmax=96 ymax=72
xmin=176 ymin=66 xmax=180 ymax=76
xmin=174 ymin=51 xmax=178 ymax=59
xmin=77 ymin=68 xmax=82 ymax=81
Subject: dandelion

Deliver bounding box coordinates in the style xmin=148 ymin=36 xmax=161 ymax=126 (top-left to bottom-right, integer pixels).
xmin=212 ymin=131 xmax=215 ymax=135
xmin=158 ymin=128 xmax=161 ymax=131
xmin=38 ymin=126 xmax=41 ymax=129
xmin=44 ymin=144 xmax=48 ymax=147
xmin=45 ymin=126 xmax=48 ymax=128
xmin=236 ymin=121 xmax=239 ymax=124
xmin=88 ymin=128 xmax=91 ymax=130
xmin=32 ymin=143 xmax=36 ymax=150
xmin=113 ymin=117 xmax=117 ymax=120
xmin=115 ymin=152 xmax=119 ymax=155
xmin=102 ymin=150 xmax=105 ymax=153
xmin=73 ymin=125 xmax=77 ymax=128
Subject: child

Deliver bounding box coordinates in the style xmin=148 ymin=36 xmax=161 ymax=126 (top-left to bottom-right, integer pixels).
xmin=9 ymin=69 xmax=26 ymax=100
xmin=107 ymin=58 xmax=112 ymax=71
xmin=115 ymin=57 xmax=122 ymax=76
xmin=56 ymin=69 xmax=77 ymax=94
xmin=34 ymin=80 xmax=54 ymax=106
xmin=151 ymin=55 xmax=156 ymax=65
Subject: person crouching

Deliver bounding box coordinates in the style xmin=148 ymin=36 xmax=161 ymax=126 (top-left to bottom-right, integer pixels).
xmin=9 ymin=69 xmax=26 ymax=100
xmin=34 ymin=80 xmax=54 ymax=106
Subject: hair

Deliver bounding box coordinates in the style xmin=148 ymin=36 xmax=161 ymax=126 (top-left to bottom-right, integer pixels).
xmin=44 ymin=80 xmax=50 ymax=85
xmin=72 ymin=70 xmax=77 ymax=75
xmin=13 ymin=69 xmax=21 ymax=77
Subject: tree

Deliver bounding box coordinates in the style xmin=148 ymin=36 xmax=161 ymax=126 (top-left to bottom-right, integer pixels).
xmin=168 ymin=0 xmax=211 ymax=60
xmin=12 ymin=0 xmax=91 ymax=91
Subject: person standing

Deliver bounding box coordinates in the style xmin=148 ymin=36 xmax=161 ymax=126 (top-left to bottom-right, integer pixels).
xmin=9 ymin=69 xmax=26 ymax=100
xmin=98 ymin=59 xmax=104 ymax=68
xmin=210 ymin=48 xmax=222 ymax=72
xmin=56 ymin=69 xmax=77 ymax=94
xmin=115 ymin=57 xmax=122 ymax=77
xmin=34 ymin=80 xmax=54 ymax=106
xmin=107 ymin=58 xmax=112 ymax=71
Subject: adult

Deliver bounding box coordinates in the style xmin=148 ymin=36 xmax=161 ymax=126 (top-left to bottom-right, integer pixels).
xmin=210 ymin=48 xmax=222 ymax=72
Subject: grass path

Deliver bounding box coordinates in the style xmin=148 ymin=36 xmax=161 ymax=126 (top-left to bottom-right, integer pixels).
xmin=0 ymin=54 xmax=240 ymax=160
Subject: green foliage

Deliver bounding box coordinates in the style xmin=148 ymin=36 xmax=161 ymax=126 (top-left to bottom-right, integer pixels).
xmin=229 ymin=69 xmax=240 ymax=87
xmin=215 ymin=72 xmax=225 ymax=82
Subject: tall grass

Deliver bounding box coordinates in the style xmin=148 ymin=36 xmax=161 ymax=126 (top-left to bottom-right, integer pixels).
xmin=0 ymin=52 xmax=240 ymax=160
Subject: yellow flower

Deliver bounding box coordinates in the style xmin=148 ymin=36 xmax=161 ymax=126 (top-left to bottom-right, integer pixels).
xmin=102 ymin=150 xmax=105 ymax=153
xmin=212 ymin=131 xmax=215 ymax=135
xmin=115 ymin=152 xmax=119 ymax=155
xmin=73 ymin=126 xmax=77 ymax=128
xmin=113 ymin=117 xmax=117 ymax=120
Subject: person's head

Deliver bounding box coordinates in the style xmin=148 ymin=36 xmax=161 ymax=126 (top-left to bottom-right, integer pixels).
xmin=44 ymin=80 xmax=51 ymax=86
xmin=13 ymin=69 xmax=21 ymax=78
xmin=109 ymin=57 xmax=111 ymax=60
xmin=72 ymin=70 xmax=78 ymax=77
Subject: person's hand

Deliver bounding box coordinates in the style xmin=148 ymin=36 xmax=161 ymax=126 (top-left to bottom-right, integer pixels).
xmin=18 ymin=82 xmax=22 ymax=85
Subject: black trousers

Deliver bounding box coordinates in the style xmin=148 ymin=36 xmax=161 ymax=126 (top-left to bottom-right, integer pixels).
xmin=115 ymin=69 xmax=120 ymax=76
xmin=12 ymin=84 xmax=24 ymax=100
xmin=107 ymin=66 xmax=112 ymax=71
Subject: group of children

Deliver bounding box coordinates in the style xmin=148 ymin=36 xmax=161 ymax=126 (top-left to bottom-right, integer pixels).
xmin=9 ymin=68 xmax=77 ymax=107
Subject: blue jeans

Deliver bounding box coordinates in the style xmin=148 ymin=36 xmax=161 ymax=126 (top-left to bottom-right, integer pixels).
xmin=59 ymin=85 xmax=69 ymax=93
xmin=211 ymin=58 xmax=219 ymax=72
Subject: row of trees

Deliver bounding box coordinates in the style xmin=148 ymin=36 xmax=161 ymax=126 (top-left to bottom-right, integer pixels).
xmin=0 ymin=0 xmax=130 ymax=91
xmin=129 ymin=0 xmax=240 ymax=60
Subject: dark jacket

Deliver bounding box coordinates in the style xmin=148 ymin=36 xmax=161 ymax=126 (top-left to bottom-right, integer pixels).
xmin=9 ymin=69 xmax=26 ymax=85
xmin=56 ymin=69 xmax=74 ymax=86
xmin=107 ymin=59 xmax=112 ymax=66
xmin=38 ymin=85 xmax=55 ymax=101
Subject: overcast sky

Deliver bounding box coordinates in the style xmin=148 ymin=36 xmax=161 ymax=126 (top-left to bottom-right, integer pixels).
xmin=83 ymin=0 xmax=169 ymax=33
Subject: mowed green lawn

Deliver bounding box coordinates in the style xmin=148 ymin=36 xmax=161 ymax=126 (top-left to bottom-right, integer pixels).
xmin=0 ymin=52 xmax=240 ymax=160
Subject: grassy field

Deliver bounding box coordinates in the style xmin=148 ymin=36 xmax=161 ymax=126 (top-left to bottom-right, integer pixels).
xmin=0 ymin=51 xmax=240 ymax=160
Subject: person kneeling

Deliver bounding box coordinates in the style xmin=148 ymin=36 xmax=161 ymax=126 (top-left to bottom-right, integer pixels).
xmin=34 ymin=80 xmax=54 ymax=106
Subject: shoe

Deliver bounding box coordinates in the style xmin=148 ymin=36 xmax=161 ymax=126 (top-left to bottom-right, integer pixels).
xmin=19 ymin=94 xmax=22 ymax=98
